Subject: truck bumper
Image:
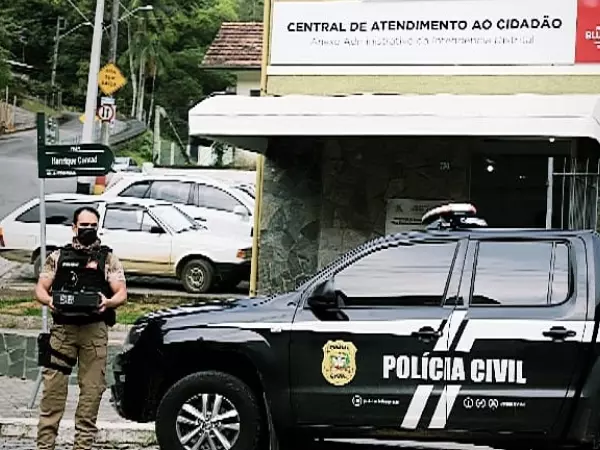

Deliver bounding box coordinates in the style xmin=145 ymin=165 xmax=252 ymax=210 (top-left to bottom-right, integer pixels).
xmin=111 ymin=348 xmax=156 ymax=422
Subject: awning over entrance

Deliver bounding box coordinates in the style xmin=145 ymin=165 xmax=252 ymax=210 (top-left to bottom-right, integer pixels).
xmin=188 ymin=93 xmax=600 ymax=152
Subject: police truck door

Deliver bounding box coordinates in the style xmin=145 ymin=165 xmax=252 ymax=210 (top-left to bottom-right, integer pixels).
xmin=290 ymin=238 xmax=468 ymax=430
xmin=445 ymin=237 xmax=587 ymax=436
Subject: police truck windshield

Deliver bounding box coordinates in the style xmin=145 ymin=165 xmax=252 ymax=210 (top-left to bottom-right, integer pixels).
xmin=150 ymin=205 xmax=201 ymax=233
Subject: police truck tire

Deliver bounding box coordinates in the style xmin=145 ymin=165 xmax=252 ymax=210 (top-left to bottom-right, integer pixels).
xmin=180 ymin=258 xmax=214 ymax=293
xmin=155 ymin=371 xmax=262 ymax=450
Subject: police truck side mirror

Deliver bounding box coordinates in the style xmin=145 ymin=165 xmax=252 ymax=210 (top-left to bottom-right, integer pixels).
xmin=307 ymin=279 xmax=339 ymax=310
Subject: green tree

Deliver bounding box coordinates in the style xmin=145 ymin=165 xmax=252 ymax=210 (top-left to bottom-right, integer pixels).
xmin=0 ymin=16 xmax=14 ymax=88
xmin=0 ymin=0 xmax=240 ymax=153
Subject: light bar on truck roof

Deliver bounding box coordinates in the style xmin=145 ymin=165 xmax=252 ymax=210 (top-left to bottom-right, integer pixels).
xmin=421 ymin=203 xmax=487 ymax=230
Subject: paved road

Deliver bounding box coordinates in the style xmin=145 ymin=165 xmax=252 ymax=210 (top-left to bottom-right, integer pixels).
xmin=0 ymin=115 xmax=127 ymax=220
xmin=0 ymin=439 xmax=158 ymax=449
xmin=0 ymin=437 xmax=491 ymax=450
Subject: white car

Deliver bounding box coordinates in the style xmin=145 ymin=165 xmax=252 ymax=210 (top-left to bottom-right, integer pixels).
xmin=0 ymin=194 xmax=252 ymax=293
xmin=101 ymin=174 xmax=255 ymax=238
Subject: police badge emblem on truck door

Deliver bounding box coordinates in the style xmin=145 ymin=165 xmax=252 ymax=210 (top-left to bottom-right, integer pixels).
xmin=322 ymin=340 xmax=357 ymax=386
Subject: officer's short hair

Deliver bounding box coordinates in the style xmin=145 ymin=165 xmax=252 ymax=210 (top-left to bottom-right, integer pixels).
xmin=73 ymin=206 xmax=100 ymax=225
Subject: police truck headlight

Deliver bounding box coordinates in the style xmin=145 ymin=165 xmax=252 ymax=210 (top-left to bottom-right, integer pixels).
xmin=123 ymin=321 xmax=148 ymax=351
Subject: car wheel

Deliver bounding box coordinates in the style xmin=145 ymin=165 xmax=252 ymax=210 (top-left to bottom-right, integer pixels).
xmin=156 ymin=371 xmax=262 ymax=450
xmin=181 ymin=259 xmax=214 ymax=293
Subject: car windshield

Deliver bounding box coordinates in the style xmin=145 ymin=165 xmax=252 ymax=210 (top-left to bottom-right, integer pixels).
xmin=231 ymin=186 xmax=255 ymax=204
xmin=150 ymin=204 xmax=202 ymax=233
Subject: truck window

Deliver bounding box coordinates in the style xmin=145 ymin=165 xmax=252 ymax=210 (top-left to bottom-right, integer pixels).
xmin=16 ymin=202 xmax=98 ymax=225
xmin=471 ymin=241 xmax=570 ymax=307
xmin=148 ymin=181 xmax=192 ymax=204
xmin=332 ymin=241 xmax=458 ymax=307
xmin=119 ymin=181 xmax=151 ymax=198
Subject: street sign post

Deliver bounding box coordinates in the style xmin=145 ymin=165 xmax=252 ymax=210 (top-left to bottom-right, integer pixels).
xmin=28 ymin=111 xmax=114 ymax=408
xmin=38 ymin=143 xmax=115 ymax=178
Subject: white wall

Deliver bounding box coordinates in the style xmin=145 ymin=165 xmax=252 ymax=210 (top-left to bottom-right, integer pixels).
xmin=234 ymin=71 xmax=261 ymax=96
xmin=191 ymin=70 xmax=261 ymax=167
xmin=229 ymin=70 xmax=260 ymax=165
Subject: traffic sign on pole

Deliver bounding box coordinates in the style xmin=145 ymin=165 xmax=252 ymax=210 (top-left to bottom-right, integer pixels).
xmin=97 ymin=104 xmax=115 ymax=122
xmin=98 ymin=62 xmax=126 ymax=96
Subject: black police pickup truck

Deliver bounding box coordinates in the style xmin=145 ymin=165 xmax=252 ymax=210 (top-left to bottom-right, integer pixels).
xmin=111 ymin=203 xmax=600 ymax=450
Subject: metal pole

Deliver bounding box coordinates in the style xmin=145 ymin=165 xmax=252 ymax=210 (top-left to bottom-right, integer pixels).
xmin=28 ymin=113 xmax=48 ymax=409
xmin=546 ymin=157 xmax=554 ymax=229
xmin=153 ymin=104 xmax=160 ymax=162
xmin=50 ymin=17 xmax=61 ymax=109
xmin=170 ymin=141 xmax=175 ymax=165
xmin=11 ymin=95 xmax=16 ymax=128
xmin=101 ymin=0 xmax=119 ymax=146
xmin=82 ymin=0 xmax=105 ymax=144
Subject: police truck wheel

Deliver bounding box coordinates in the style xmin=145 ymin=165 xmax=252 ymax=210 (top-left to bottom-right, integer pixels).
xmin=156 ymin=371 xmax=262 ymax=450
xmin=180 ymin=259 xmax=214 ymax=293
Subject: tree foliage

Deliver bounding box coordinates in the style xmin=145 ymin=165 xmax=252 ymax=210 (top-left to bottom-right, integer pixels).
xmin=0 ymin=0 xmax=257 ymax=141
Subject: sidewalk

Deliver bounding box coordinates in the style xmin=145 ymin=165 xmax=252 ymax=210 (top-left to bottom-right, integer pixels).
xmin=0 ymin=375 xmax=157 ymax=445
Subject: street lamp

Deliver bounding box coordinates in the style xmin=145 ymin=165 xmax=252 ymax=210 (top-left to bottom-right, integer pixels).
xmin=77 ymin=1 xmax=153 ymax=194
xmin=50 ymin=19 xmax=93 ymax=93
xmin=80 ymin=0 xmax=105 ymax=159
xmin=99 ymin=2 xmax=153 ymax=146
xmin=119 ymin=5 xmax=153 ymax=23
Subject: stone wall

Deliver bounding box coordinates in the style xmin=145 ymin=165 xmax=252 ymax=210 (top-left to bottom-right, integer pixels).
xmin=318 ymin=137 xmax=470 ymax=267
xmin=0 ymin=331 xmax=120 ymax=386
xmin=257 ymin=137 xmax=470 ymax=294
xmin=257 ymin=138 xmax=323 ymax=294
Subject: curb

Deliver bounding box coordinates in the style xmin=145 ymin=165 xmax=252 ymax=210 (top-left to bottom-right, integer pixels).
xmin=0 ymin=281 xmax=235 ymax=301
xmin=0 ymin=418 xmax=157 ymax=445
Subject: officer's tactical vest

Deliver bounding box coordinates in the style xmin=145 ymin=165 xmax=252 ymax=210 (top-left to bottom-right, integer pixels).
xmin=51 ymin=244 xmax=116 ymax=326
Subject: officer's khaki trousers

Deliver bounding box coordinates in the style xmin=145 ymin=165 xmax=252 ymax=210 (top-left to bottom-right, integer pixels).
xmin=37 ymin=322 xmax=108 ymax=450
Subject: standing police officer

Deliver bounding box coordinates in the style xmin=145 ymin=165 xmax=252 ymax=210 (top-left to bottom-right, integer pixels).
xmin=34 ymin=206 xmax=127 ymax=450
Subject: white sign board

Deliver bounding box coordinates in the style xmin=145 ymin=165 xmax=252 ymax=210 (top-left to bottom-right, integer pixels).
xmin=97 ymin=104 xmax=115 ymax=123
xmin=100 ymin=97 xmax=116 ymax=125
xmin=385 ymin=198 xmax=446 ymax=234
xmin=270 ymin=0 xmax=577 ymax=65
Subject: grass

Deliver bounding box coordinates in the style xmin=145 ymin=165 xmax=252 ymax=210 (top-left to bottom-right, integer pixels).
xmin=20 ymin=98 xmax=60 ymax=117
xmin=0 ymin=297 xmax=180 ymax=325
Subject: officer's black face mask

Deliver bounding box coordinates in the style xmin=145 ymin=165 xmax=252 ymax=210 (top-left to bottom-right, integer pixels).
xmin=77 ymin=227 xmax=98 ymax=246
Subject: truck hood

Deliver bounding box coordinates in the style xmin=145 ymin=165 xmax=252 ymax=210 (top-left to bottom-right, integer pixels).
xmin=138 ymin=291 xmax=300 ymax=331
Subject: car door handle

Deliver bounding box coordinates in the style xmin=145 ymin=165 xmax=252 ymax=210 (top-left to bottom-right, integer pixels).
xmin=542 ymin=326 xmax=576 ymax=341
xmin=411 ymin=326 xmax=441 ymax=340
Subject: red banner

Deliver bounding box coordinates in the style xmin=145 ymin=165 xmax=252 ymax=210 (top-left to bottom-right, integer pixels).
xmin=576 ymin=0 xmax=600 ymax=63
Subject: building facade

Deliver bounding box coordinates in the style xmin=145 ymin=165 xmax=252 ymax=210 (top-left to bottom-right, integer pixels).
xmin=197 ymin=22 xmax=262 ymax=166
xmin=190 ymin=0 xmax=600 ymax=295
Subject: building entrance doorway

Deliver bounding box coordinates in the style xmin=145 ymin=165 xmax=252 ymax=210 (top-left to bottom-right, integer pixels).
xmin=470 ymin=153 xmax=549 ymax=228
xmin=469 ymin=138 xmax=600 ymax=230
